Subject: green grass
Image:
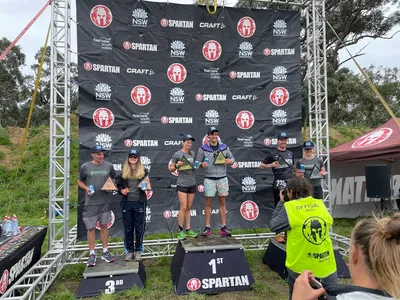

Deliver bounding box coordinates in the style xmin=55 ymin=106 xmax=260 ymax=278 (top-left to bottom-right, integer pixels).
xmin=0 ymin=150 xmax=5 ymax=160
xmin=0 ymin=127 xmax=11 ymax=145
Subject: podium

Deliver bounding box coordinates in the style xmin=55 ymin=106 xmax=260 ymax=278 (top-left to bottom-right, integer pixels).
xmin=75 ymin=255 xmax=146 ymax=297
xmin=263 ymin=238 xmax=350 ymax=279
xmin=171 ymin=235 xmax=254 ymax=295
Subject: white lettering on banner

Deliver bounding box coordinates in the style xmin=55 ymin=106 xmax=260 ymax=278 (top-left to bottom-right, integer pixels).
xmin=201 ymin=275 xmax=249 ymax=289
xmin=203 ymin=94 xmax=226 ymax=101
xmin=130 ymin=43 xmax=157 ymax=51
xmin=232 ymin=95 xmax=257 ymax=100
xmin=202 ymin=209 xmax=219 ymax=215
xmin=269 ymin=138 xmax=297 ymax=145
xmin=168 ymin=117 xmax=193 ymax=124
xmin=9 ymin=248 xmax=34 ymax=284
xmin=113 ymin=164 xmax=121 ymax=171
xmin=164 ymin=141 xmax=182 ymax=146
xmin=237 ymin=72 xmax=260 ymax=78
xmin=237 ymin=161 xmax=261 ymax=168
xmin=200 ymin=22 xmax=225 ymax=28
xmin=127 ymin=68 xmax=154 ymax=75
xmin=129 ymin=140 xmax=158 ymax=147
xmin=170 ymin=210 xmax=197 ymax=218
xmin=93 ymin=64 xmax=120 ymax=73
xmin=169 ymin=20 xmax=193 ymax=28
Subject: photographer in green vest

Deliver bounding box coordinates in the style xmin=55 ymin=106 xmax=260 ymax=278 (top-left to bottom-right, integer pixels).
xmin=270 ymin=177 xmax=337 ymax=299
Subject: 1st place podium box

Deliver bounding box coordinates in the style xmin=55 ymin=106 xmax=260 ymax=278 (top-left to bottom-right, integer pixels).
xmin=171 ymin=235 xmax=254 ymax=295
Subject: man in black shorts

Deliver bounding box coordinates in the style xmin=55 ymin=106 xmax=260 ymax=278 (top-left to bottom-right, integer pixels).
xmin=260 ymin=132 xmax=294 ymax=242
xmin=78 ymin=145 xmax=116 ymax=266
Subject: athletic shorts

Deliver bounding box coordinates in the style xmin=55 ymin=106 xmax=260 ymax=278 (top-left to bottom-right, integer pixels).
xmin=82 ymin=204 xmax=111 ymax=230
xmin=177 ymin=185 xmax=196 ymax=194
xmin=204 ymin=177 xmax=229 ymax=197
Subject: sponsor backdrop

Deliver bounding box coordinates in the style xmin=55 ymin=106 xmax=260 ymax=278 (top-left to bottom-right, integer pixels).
xmin=76 ymin=0 xmax=301 ymax=240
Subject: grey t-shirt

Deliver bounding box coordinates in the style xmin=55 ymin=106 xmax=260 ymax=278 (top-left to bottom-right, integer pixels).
xmin=79 ymin=161 xmax=116 ymax=205
xmin=296 ymin=156 xmax=324 ymax=187
xmin=171 ymin=150 xmax=196 ymax=187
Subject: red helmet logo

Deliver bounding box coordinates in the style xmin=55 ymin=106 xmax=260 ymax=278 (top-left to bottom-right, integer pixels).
xmin=90 ymin=5 xmax=113 ymax=28
xmin=202 ymin=40 xmax=222 ymax=61
xmin=231 ymin=162 xmax=238 ymax=169
xmin=0 ymin=270 xmax=9 ymax=295
xmin=84 ymin=62 xmax=93 ymax=71
xmin=236 ymin=110 xmax=255 ymax=130
xmin=197 ymin=185 xmax=205 ymax=192
xmin=264 ymin=138 xmax=272 ymax=145
xmin=270 ymin=87 xmax=289 ymax=106
xmin=160 ymin=18 xmax=168 ymax=27
xmin=163 ymin=210 xmax=172 ymax=218
xmin=124 ymin=139 xmax=133 ymax=147
xmin=240 ymin=200 xmax=259 ymax=221
xmin=161 ymin=116 xmax=169 ymax=124
xmin=167 ymin=63 xmax=187 ymax=84
xmin=263 ymin=48 xmax=271 ymax=56
xmin=195 ymin=94 xmax=203 ymax=101
xmin=237 ymin=17 xmax=256 ymax=38
xmin=352 ymin=128 xmax=393 ymax=148
xmin=131 ymin=85 xmax=151 ymax=106
xmin=123 ymin=41 xmax=131 ymax=50
xmin=187 ymin=278 xmax=201 ymax=291
xmin=96 ymin=210 xmax=115 ymax=230
xmin=229 ymin=71 xmax=237 ymax=79
xmin=93 ymin=108 xmax=114 ymax=129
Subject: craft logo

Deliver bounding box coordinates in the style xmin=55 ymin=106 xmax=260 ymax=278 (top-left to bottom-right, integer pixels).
xmin=93 ymin=37 xmax=112 ymax=50
xmin=161 ymin=116 xmax=193 ymax=124
xmin=95 ymin=134 xmax=112 ymax=150
xmin=90 ymin=5 xmax=112 ymax=28
xmin=195 ymin=94 xmax=226 ymax=101
xmin=203 ymin=40 xmax=222 ymax=61
xmin=242 ymin=177 xmax=256 ymax=193
xmin=132 ymin=112 xmax=150 ymax=124
xmin=199 ymin=22 xmax=226 ymax=28
xmin=273 ymin=19 xmax=287 ymax=36
xmin=302 ymin=216 xmax=328 ymax=245
xmin=170 ymin=87 xmax=185 ymax=104
xmin=229 ymin=71 xmax=260 ymax=79
xmin=272 ymin=109 xmax=287 ymax=125
xmin=232 ymin=95 xmax=258 ymax=101
xmin=160 ymin=18 xmax=193 ymax=28
xmin=95 ymin=83 xmax=112 ymax=101
xmin=239 ymin=42 xmax=253 ymax=58
xmin=240 ymin=201 xmax=259 ymax=221
xmin=131 ymin=85 xmax=151 ymax=106
xmin=237 ymin=136 xmax=253 ymax=147
xmin=264 ymin=138 xmax=297 ymax=146
xmin=167 ymin=63 xmax=187 ymax=84
xmin=124 ymin=139 xmax=158 ymax=147
xmin=84 ymin=62 xmax=120 ymax=73
xmin=170 ymin=40 xmax=186 ymax=58
xmin=237 ymin=16 xmax=256 ymax=38
xmin=205 ymin=110 xmax=219 ymax=125
xmin=165 ymin=141 xmax=183 ymax=146
xmin=270 ymin=87 xmax=289 ymax=106
xmin=264 ymin=48 xmax=295 ymax=56
xmin=123 ymin=41 xmax=157 ymax=51
xmin=93 ymin=108 xmax=114 ymax=129
xmin=127 ymin=68 xmax=155 ymax=75
xmin=0 ymin=269 xmax=9 ymax=294
xmin=352 ymin=128 xmax=392 ymax=148
xmin=273 ymin=66 xmax=288 ymax=81
xmin=96 ymin=211 xmax=115 ymax=230
xmin=132 ymin=8 xmax=148 ymax=27
xmin=187 ymin=278 xmax=201 ymax=291
xmin=140 ymin=156 xmax=151 ymax=171
xmin=236 ymin=110 xmax=255 ymax=130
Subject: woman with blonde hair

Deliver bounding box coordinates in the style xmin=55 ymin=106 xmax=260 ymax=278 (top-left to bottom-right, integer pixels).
xmin=117 ymin=149 xmax=151 ymax=262
xmin=293 ymin=214 xmax=400 ymax=300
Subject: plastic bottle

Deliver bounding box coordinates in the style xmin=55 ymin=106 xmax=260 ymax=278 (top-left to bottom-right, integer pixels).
xmin=141 ymin=181 xmax=147 ymax=191
xmin=12 ymin=214 xmax=20 ymax=236
xmin=4 ymin=216 xmax=13 ymax=236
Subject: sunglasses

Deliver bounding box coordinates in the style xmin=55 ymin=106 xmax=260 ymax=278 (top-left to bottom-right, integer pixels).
xmin=129 ymin=155 xmax=139 ymax=159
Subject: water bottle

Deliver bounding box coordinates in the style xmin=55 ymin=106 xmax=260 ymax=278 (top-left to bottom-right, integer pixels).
xmin=204 ymin=157 xmax=209 ymax=163
xmin=12 ymin=214 xmax=20 ymax=236
xmin=193 ymin=161 xmax=199 ymax=169
xmin=300 ymin=164 xmax=305 ymax=172
xmin=141 ymin=181 xmax=147 ymax=191
xmin=88 ymin=185 xmax=95 ymax=194
xmin=4 ymin=216 xmax=13 ymax=236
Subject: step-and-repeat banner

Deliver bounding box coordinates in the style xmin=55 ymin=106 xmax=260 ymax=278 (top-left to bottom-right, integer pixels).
xmin=76 ymin=0 xmax=301 ymax=239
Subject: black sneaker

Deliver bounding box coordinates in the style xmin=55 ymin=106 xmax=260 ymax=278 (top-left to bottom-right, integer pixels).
xmin=101 ymin=251 xmax=114 ymax=263
xmin=220 ymin=226 xmax=232 ymax=237
xmin=87 ymin=254 xmax=96 ymax=267
xmin=201 ymin=226 xmax=212 ymax=236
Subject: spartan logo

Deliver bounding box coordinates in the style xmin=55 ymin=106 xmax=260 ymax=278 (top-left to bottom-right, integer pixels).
xmin=167 ymin=63 xmax=187 ymax=84
xmin=242 ymin=176 xmax=256 ymax=193
xmin=239 ymin=41 xmax=253 ymax=58
xmin=273 ymin=66 xmax=288 ymax=81
xmin=140 ymin=156 xmax=151 ymax=171
xmin=352 ymin=128 xmax=393 ymax=148
xmin=95 ymin=83 xmax=111 ymax=101
xmin=236 ymin=110 xmax=255 ymax=130
xmin=237 ymin=17 xmax=256 ymax=38
xmin=302 ymin=216 xmax=328 ymax=245
xmin=132 ymin=8 xmax=148 ymax=27
xmin=187 ymin=278 xmax=201 ymax=291
xmin=131 ymin=85 xmax=151 ymax=106
xmin=93 ymin=108 xmax=114 ymax=129
xmin=90 ymin=5 xmax=112 ymax=28
xmin=205 ymin=110 xmax=219 ymax=125
xmin=170 ymin=87 xmax=185 ymax=104
xmin=95 ymin=133 xmax=112 ymax=150
xmin=240 ymin=200 xmax=259 ymax=221
xmin=272 ymin=109 xmax=287 ymax=125
xmin=170 ymin=40 xmax=185 ymax=58
xmin=202 ymin=40 xmax=222 ymax=61
xmin=270 ymin=87 xmax=290 ymax=106
xmin=273 ymin=19 xmax=287 ymax=36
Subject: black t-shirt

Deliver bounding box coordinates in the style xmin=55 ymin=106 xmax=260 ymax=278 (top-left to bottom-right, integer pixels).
xmin=211 ymin=143 xmax=219 ymax=159
xmin=262 ymin=148 xmax=294 ymax=189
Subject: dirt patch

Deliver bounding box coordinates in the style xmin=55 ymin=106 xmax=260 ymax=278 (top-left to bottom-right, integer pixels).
xmin=0 ymin=127 xmax=25 ymax=169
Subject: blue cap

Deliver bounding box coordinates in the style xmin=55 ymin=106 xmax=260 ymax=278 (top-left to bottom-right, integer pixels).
xmin=182 ymin=134 xmax=195 ymax=142
xmin=128 ymin=149 xmax=141 ymax=157
xmin=303 ymin=140 xmax=315 ymax=149
xmin=91 ymin=145 xmax=105 ymax=153
xmin=208 ymin=126 xmax=219 ymax=134
xmin=277 ymin=132 xmax=288 ymax=140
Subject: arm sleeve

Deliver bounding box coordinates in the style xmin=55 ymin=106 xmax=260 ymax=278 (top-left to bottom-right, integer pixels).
xmin=196 ymin=148 xmax=205 ymax=162
xmin=225 ymin=146 xmax=235 ymax=162
xmin=269 ymin=202 xmax=291 ymax=232
xmin=295 ymin=160 xmax=301 ymax=169
xmin=262 ymin=150 xmax=274 ymax=164
xmin=318 ymin=157 xmax=324 ymax=169
xmin=78 ymin=165 xmax=86 ymax=182
xmin=171 ymin=152 xmax=179 ymax=164
xmin=110 ymin=165 xmax=116 ymax=179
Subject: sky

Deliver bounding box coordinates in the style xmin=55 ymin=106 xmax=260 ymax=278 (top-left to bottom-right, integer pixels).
xmin=1 ymin=0 xmax=400 ymax=76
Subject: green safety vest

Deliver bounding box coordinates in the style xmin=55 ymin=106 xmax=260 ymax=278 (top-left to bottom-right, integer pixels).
xmin=284 ymin=196 xmax=337 ymax=278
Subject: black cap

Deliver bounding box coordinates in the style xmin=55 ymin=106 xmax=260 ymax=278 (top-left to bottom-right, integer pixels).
xmin=277 ymin=132 xmax=288 ymax=140
xmin=128 ymin=149 xmax=141 ymax=157
xmin=182 ymin=134 xmax=195 ymax=142
xmin=303 ymin=140 xmax=315 ymax=149
xmin=208 ymin=126 xmax=219 ymax=135
xmin=91 ymin=145 xmax=105 ymax=153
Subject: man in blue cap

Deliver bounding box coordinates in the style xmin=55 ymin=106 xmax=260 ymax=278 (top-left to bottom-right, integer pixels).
xmin=77 ymin=144 xmax=116 ymax=266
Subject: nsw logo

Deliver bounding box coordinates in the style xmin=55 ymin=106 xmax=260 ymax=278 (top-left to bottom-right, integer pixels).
xmin=95 ymin=134 xmax=112 ymax=150
xmin=273 ymin=19 xmax=287 ymax=36
xmin=141 ymin=156 xmax=151 ymax=171
xmin=94 ymin=83 xmax=111 ymax=101
xmin=205 ymin=110 xmax=219 ymax=125
xmin=239 ymin=42 xmax=253 ymax=58
xmin=272 ymin=109 xmax=287 ymax=125
xmin=273 ymin=66 xmax=288 ymax=81
xmin=242 ymin=176 xmax=256 ymax=193
xmin=132 ymin=8 xmax=148 ymax=27
xmin=170 ymin=40 xmax=185 ymax=58
xmin=170 ymin=88 xmax=185 ymax=104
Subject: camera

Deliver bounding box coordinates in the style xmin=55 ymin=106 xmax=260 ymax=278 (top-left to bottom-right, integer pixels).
xmin=278 ymin=185 xmax=290 ymax=202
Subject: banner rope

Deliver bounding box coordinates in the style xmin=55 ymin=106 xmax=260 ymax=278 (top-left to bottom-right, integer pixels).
xmin=198 ymin=0 xmax=218 ymax=15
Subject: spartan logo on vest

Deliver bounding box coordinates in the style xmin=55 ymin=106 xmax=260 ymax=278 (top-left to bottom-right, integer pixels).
xmin=239 ymin=42 xmax=253 ymax=58
xmin=90 ymin=5 xmax=112 ymax=28
xmin=132 ymin=8 xmax=148 ymax=27
xmin=95 ymin=134 xmax=112 ymax=150
xmin=95 ymin=83 xmax=111 ymax=101
xmin=273 ymin=19 xmax=287 ymax=36
xmin=170 ymin=40 xmax=185 ymax=58
xmin=205 ymin=110 xmax=219 ymax=125
xmin=170 ymin=88 xmax=185 ymax=104
xmin=203 ymin=40 xmax=222 ymax=61
xmin=237 ymin=17 xmax=256 ymax=38
xmin=131 ymin=85 xmax=151 ymax=106
xmin=236 ymin=110 xmax=255 ymax=130
xmin=242 ymin=177 xmax=256 ymax=193
xmin=167 ymin=63 xmax=187 ymax=84
xmin=270 ymin=87 xmax=289 ymax=106
xmin=93 ymin=108 xmax=114 ymax=129
xmin=240 ymin=200 xmax=259 ymax=221
xmin=273 ymin=66 xmax=288 ymax=81
xmin=302 ymin=216 xmax=328 ymax=245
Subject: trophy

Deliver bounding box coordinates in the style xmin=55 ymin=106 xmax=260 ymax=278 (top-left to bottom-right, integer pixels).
xmin=178 ymin=156 xmax=193 ymax=171
xmin=275 ymin=155 xmax=289 ymax=169
xmin=101 ymin=177 xmax=118 ymax=191
xmin=309 ymin=165 xmax=324 ymax=179
xmin=214 ymin=151 xmax=226 ymax=165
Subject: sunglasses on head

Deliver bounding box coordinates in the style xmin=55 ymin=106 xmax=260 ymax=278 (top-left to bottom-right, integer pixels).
xmin=129 ymin=155 xmax=139 ymax=159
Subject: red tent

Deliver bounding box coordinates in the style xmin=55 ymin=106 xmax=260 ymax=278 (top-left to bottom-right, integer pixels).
xmin=330 ymin=118 xmax=400 ymax=163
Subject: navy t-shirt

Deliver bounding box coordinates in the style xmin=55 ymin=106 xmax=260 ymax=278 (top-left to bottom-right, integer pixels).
xmin=262 ymin=148 xmax=294 ymax=189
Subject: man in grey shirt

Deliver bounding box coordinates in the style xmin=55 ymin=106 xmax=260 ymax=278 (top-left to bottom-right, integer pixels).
xmin=77 ymin=145 xmax=116 ymax=266
xmin=196 ymin=127 xmax=235 ymax=237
